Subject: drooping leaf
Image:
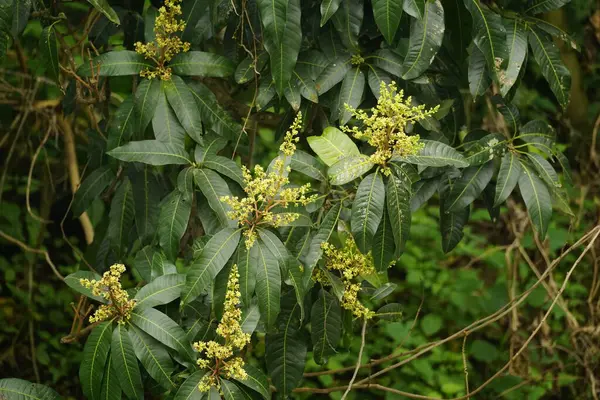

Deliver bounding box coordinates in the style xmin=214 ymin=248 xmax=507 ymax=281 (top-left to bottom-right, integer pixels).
xmin=370 ymin=48 xmax=404 ymax=77
xmin=80 ymin=321 xmax=113 ymax=400
xmin=129 ymin=164 xmax=161 ymax=243
xmin=375 ymin=303 xmax=403 ymax=321
xmin=335 ymin=67 xmax=365 ymax=124
xmin=440 ymin=204 xmax=470 ymax=253
xmin=10 ymin=0 xmax=31 ymax=36
xmin=221 ymin=379 xmax=245 ymax=400
xmin=526 ymin=153 xmax=560 ymax=189
xmin=158 ymin=190 xmax=192 ymax=261
xmin=258 ymin=228 xmax=291 ymax=274
xmin=525 ymin=0 xmax=570 ymax=15
xmin=235 ymin=242 xmax=258 ymax=307
xmin=311 ymin=289 xmax=342 ymax=364
xmin=107 ymin=179 xmax=135 ymax=256
xmin=241 ymin=304 xmax=261 ymax=335
xmin=133 ymin=246 xmax=156 ymax=282
xmin=444 ymin=162 xmax=494 ymax=212
xmin=235 ymin=364 xmax=270 ymax=400
xmin=111 ymin=324 xmax=143 ymax=400
xmin=367 ymin=66 xmax=392 ymax=98
xmin=108 ymin=140 xmax=191 ymax=165
xmin=0 ymin=378 xmax=61 ymax=400
xmin=128 ymin=324 xmax=176 ymax=390
xmin=315 ymin=55 xmax=352 ymax=95
xmin=65 ymin=271 xmax=105 ymax=303
xmin=182 ymin=228 xmax=241 ymax=304
xmin=328 ymin=155 xmax=375 ymax=185
xmin=494 ymin=152 xmax=522 ymax=206
xmin=386 ymin=172 xmax=412 ymax=256
xmin=373 ymin=0 xmax=403 ymax=43
xmin=173 ymin=370 xmax=207 ymax=400
xmin=39 ymin=25 xmax=59 ymax=80
xmin=307 ymin=126 xmax=360 ymax=166
xmin=86 ymin=0 xmax=120 ymax=24
xmin=193 ymin=168 xmax=236 ymax=228
xmin=286 ymin=258 xmax=306 ymax=321
xmin=108 ymin=97 xmax=137 ymax=151
xmin=320 ymin=0 xmax=342 ymax=26
xmin=164 ymin=75 xmax=203 ymax=143
xmin=78 ymin=51 xmax=151 ymax=76
xmin=518 ymin=160 xmax=552 ymax=238
xmin=134 ymin=78 xmax=161 ymax=133
xmin=100 ymin=354 xmax=121 ymax=400
xmin=255 ymin=239 xmax=282 ymax=329
xmin=501 ymin=19 xmax=528 ymax=96
xmin=468 ymin=43 xmax=491 ymax=97
xmin=392 ymin=140 xmax=469 ymax=168
xmin=284 ymin=80 xmax=302 ymax=111
xmin=518 ymin=120 xmax=556 ymax=154
xmin=290 ymin=150 xmax=327 ymax=181
xmin=304 ymin=203 xmax=342 ymax=269
xmin=402 ymin=0 xmax=444 ymax=80
xmin=351 ymin=170 xmax=385 ymax=253
xmin=464 ymin=132 xmax=507 ymax=165
xmin=187 ymin=82 xmax=241 ymax=139
xmin=331 ymin=0 xmax=363 ymax=51
xmin=372 ymin=208 xmax=395 ymax=272
xmin=73 ymin=165 xmax=115 ymax=217
xmin=169 ymin=51 xmax=235 ymax=77
xmin=152 ymin=90 xmax=186 ymax=150
xmin=134 ymin=274 xmax=185 ymax=309
xmin=200 ymin=153 xmax=244 ymax=185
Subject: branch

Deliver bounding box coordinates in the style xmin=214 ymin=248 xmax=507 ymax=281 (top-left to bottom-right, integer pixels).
xmin=0 ymin=230 xmax=64 ymax=281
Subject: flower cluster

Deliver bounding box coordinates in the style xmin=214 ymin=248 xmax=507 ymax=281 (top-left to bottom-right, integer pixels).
xmin=134 ymin=0 xmax=191 ymax=80
xmin=193 ymin=265 xmax=251 ymax=393
xmin=342 ymin=81 xmax=439 ymax=175
xmin=79 ymin=264 xmax=136 ymax=324
xmin=221 ymin=113 xmax=318 ymax=248
xmin=314 ymin=239 xmax=376 ymax=319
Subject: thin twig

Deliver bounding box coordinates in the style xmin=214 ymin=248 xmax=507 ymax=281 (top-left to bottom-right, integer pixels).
xmin=0 ymin=230 xmax=65 ymax=281
xmin=341 ymin=318 xmax=368 ymax=400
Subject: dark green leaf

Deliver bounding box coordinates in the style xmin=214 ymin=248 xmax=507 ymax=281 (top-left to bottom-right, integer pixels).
xmin=393 ymin=140 xmax=468 ymax=168
xmin=290 ymin=150 xmax=327 ymax=181
xmin=108 ymin=97 xmax=137 ymax=151
xmin=373 ymin=0 xmax=403 ymax=43
xmin=321 ymin=0 xmax=342 ymax=26
xmin=111 ymin=325 xmax=143 ymax=400
xmin=331 ymin=0 xmax=363 ymax=51
xmin=39 ymin=25 xmax=59 ymax=81
xmin=518 ymin=160 xmax=552 ymax=238
xmin=444 ymin=162 xmax=494 ymax=212
xmin=494 ymin=152 xmax=522 ymax=206
xmin=284 ymin=80 xmax=302 ymax=111
xmin=367 ymin=66 xmax=392 ymax=98
xmin=286 ymin=258 xmax=306 ymax=321
xmin=134 ymin=274 xmax=185 ymax=309
xmin=129 ymin=165 xmax=161 ymax=243
xmin=128 ymin=324 xmax=176 ymax=390
xmin=169 ymin=51 xmax=235 ymax=77
xmin=335 ymin=67 xmax=365 ymax=124
xmin=78 ymin=51 xmax=151 ymax=76
xmin=526 ymin=153 xmax=560 ymax=189
xmin=525 ymin=0 xmax=569 ymax=15
xmin=200 ymin=153 xmax=244 ymax=186
xmin=164 ymin=75 xmax=203 ymax=143
xmin=193 ymin=168 xmax=236 ymax=228
xmin=107 ymin=179 xmax=135 ymax=255
xmin=134 ymin=78 xmax=161 ymax=133
xmin=315 ymin=55 xmax=351 ymax=95
xmin=501 ymin=19 xmax=527 ymax=96
xmin=158 ymin=190 xmax=192 ymax=261
xmin=221 ymin=379 xmax=245 ymax=400
xmin=173 ymin=370 xmax=207 ymax=400
xmin=468 ymin=43 xmax=490 ymax=97
xmin=152 ymin=90 xmax=186 ymax=150
xmin=375 ymin=303 xmax=403 ymax=321
xmin=80 ymin=321 xmax=113 ymax=400
xmin=372 ymin=209 xmax=395 ymax=272
xmin=0 ymin=378 xmax=61 ymax=400
xmin=133 ymin=246 xmax=156 ymax=282
xmin=10 ymin=0 xmax=31 ymax=36
xmin=370 ymin=49 xmax=404 ymax=77
xmin=464 ymin=132 xmax=507 ymax=165
xmin=87 ymin=0 xmax=120 ymax=24
xmin=73 ymin=166 xmax=115 ymax=217
xmin=256 ymin=239 xmax=281 ymax=329
xmin=386 ymin=173 xmax=411 ymax=256
xmin=311 ymin=289 xmax=341 ymax=364
xmin=235 ymin=364 xmax=270 ymax=400
xmin=518 ymin=120 xmax=555 ymax=154
xmin=100 ymin=354 xmax=121 ymax=400
xmin=188 ymin=82 xmax=241 ymax=139
xmin=108 ymin=140 xmax=192 ymax=165
xmin=304 ymin=203 xmax=342 ymax=269
xmin=440 ymin=204 xmax=470 ymax=253
xmin=403 ymin=0 xmax=424 ymax=19
xmin=351 ymin=171 xmax=385 ymax=253
xmin=235 ymin=242 xmax=258 ymax=307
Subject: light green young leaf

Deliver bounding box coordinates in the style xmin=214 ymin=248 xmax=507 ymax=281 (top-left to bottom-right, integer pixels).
xmin=307 ymin=126 xmax=360 ymax=166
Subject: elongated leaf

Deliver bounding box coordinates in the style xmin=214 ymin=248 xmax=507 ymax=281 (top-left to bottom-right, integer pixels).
xmin=375 ymin=303 xmax=403 ymax=321
xmin=392 ymin=140 xmax=469 ymax=168
xmin=87 ymin=0 xmax=120 ymax=24
xmin=108 ymin=97 xmax=137 ymax=151
xmin=294 ymin=70 xmax=319 ymax=103
xmin=367 ymin=66 xmax=392 ymax=98
xmin=304 ymin=203 xmax=342 ymax=269
xmin=187 ymin=82 xmax=241 ymax=139
xmin=73 ymin=166 xmax=115 ymax=217
xmin=444 ymin=162 xmax=494 ymax=212
xmin=134 ymin=78 xmax=161 ymax=133
xmin=221 ymin=379 xmax=245 ymax=400
xmin=130 ymin=307 xmax=194 ymax=360
xmin=311 ymin=289 xmax=341 ymax=364
xmin=351 ymin=171 xmax=385 ymax=253
xmin=182 ymin=228 xmax=241 ymax=304
xmin=501 ymin=19 xmax=527 ymax=96
xmin=128 ymin=325 xmax=176 ymax=390
xmin=100 ymin=354 xmax=121 ymax=400
xmin=0 ymin=378 xmax=61 ymax=400
xmin=133 ymin=246 xmax=156 ymax=282
xmin=463 ymin=0 xmax=507 ymax=83
xmin=158 ymin=190 xmax=192 ymax=261
xmin=494 ymin=152 xmax=522 ymax=206
xmin=307 ymin=127 xmax=359 ymax=166
xmin=331 ymin=0 xmax=363 ymax=51
xmin=329 ymin=155 xmax=374 ymax=185
xmin=403 ymin=0 xmax=425 ymax=19
xmin=200 ymin=153 xmax=244 ymax=185
xmin=107 ymin=179 xmax=135 ymax=255
xmin=286 ymin=258 xmax=306 ymax=321
xmin=526 ymin=16 xmax=579 ymax=51
xmin=256 ymin=76 xmax=277 ymax=110
xmin=173 ymin=370 xmax=207 ymax=400
xmin=468 ymin=43 xmax=490 ymax=97
xmin=321 ymin=0 xmax=342 ymax=26
xmin=169 ymin=51 xmax=234 ymax=77
xmin=315 ymin=55 xmax=351 ymax=95
xmin=518 ymin=120 xmax=556 ymax=154
xmin=290 ymin=150 xmax=327 ymax=181
xmin=386 ymin=173 xmax=411 ymax=256
xmin=241 ymin=303 xmax=260 ymax=335
xmin=193 ymin=168 xmax=235 ymax=228
xmin=402 ymin=0 xmax=444 ymax=80
xmin=258 ymin=0 xmax=302 ymax=96
xmin=518 ymin=161 xmax=552 ymax=238
xmin=134 ymin=274 xmax=185 ymax=309
xmin=78 ymin=51 xmax=151 ymax=76
xmin=370 ymin=49 xmax=404 ymax=77
xmin=65 ymin=271 xmax=105 ymax=303
xmin=129 ymin=165 xmax=161 ymax=243
xmin=373 ymin=0 xmax=403 ymax=43
xmin=164 ymin=75 xmax=203 ymax=143
xmin=39 ymin=25 xmax=59 ymax=81
xmin=464 ymin=132 xmax=507 ymax=165
xmin=236 ymin=243 xmax=258 ymax=307
xmin=284 ymin=80 xmax=301 ymax=111
xmin=372 ymin=208 xmax=395 ymax=272
xmin=235 ymin=365 xmax=270 ymax=400
xmin=258 ymin=228 xmax=291 ymax=273
xmin=152 ymin=90 xmax=186 ymax=149
xmin=256 ymin=239 xmax=281 ymax=329
xmin=440 ymin=204 xmax=470 ymax=253
xmin=108 ymin=140 xmax=191 ymax=165
xmin=525 ymin=0 xmax=569 ymax=15
xmin=336 ymin=67 xmax=365 ymax=124
xmin=10 ymin=0 xmax=31 ymax=36
xmin=111 ymin=325 xmax=143 ymax=400
xmin=80 ymin=321 xmax=113 ymax=400
xmin=528 ymin=26 xmax=571 ymax=110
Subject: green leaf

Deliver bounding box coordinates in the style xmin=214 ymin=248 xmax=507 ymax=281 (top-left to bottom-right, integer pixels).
xmin=440 ymin=204 xmax=470 ymax=253
xmin=518 ymin=160 xmax=552 ymax=238
xmin=183 ymin=228 xmax=242 ymax=304
xmin=200 ymin=154 xmax=244 ymax=185
xmin=392 ymin=140 xmax=469 ymax=168
xmin=158 ymin=190 xmax=192 ymax=261
xmin=468 ymin=43 xmax=491 ymax=97
xmin=372 ymin=209 xmax=395 ymax=272
xmin=258 ymin=0 xmax=302 ymax=96
xmin=164 ymin=75 xmax=203 ymax=143
xmin=188 ymin=82 xmax=241 ymax=139
xmin=10 ymin=0 xmax=31 ymax=36
xmin=133 ymin=246 xmax=156 ymax=282
xmin=235 ymin=242 xmax=258 ymax=307
xmin=464 ymin=132 xmax=507 ymax=165
xmin=526 ymin=153 xmax=560 ymax=188
xmin=134 ymin=78 xmax=161 ymax=133
xmin=108 ymin=140 xmax=191 ymax=165
xmin=403 ymin=0 xmax=424 ymax=19
xmin=375 ymin=303 xmax=403 ymax=321
xmin=73 ymin=166 xmax=115 ymax=217
xmin=173 ymin=370 xmax=207 ymax=400
xmin=463 ymin=0 xmax=507 ymax=83
xmin=290 ymin=150 xmax=327 ymax=181
xmin=517 ymin=120 xmax=556 ymax=154
xmin=241 ymin=304 xmax=261 ymax=335
xmin=0 ymin=378 xmax=61 ymax=400
xmin=528 ymin=26 xmax=571 ymax=110
xmin=134 ymin=274 xmax=185 ymax=309
xmin=402 ymin=0 xmax=444 ymax=80
xmin=370 ymin=49 xmax=404 ymax=77
xmin=169 ymin=51 xmax=235 ymax=77
xmin=80 ymin=321 xmax=113 ymax=400
xmin=373 ymin=0 xmax=403 ymax=43
xmin=258 ymin=228 xmax=291 ymax=273
xmin=87 ymin=0 xmax=120 ymax=24
xmin=444 ymin=162 xmax=494 ymax=212
xmin=335 ymin=67 xmax=365 ymax=124
xmin=351 ymin=171 xmax=385 ymax=253
xmin=493 ymin=98 xmax=520 ymax=135
xmin=284 ymin=80 xmax=302 ymax=111
xmin=152 ymin=91 xmax=186 ymax=150
xmin=525 ymin=0 xmax=570 ymax=15
xmin=525 ymin=17 xmax=579 ymax=51
xmin=307 ymin=126 xmax=359 ymax=166
xmin=78 ymin=51 xmax=151 ymax=76
xmin=65 ymin=271 xmax=105 ymax=303
xmin=294 ymin=71 xmax=319 ymax=103
xmin=329 ymin=155 xmax=374 ymax=185
xmin=367 ymin=66 xmax=392 ymax=98
xmin=256 ymin=239 xmax=282 ymax=329
xmin=235 ymin=365 xmax=270 ymax=400
xmin=111 ymin=325 xmax=143 ymax=400
xmin=494 ymin=152 xmax=522 ymax=206
xmin=107 ymin=179 xmax=135 ymax=255
xmin=304 ymin=203 xmax=342 ymax=269
xmin=221 ymin=379 xmax=245 ymax=400
xmin=193 ymin=168 xmax=236 ymax=228
xmin=39 ymin=25 xmax=59 ymax=81
xmin=256 ymin=76 xmax=277 ymax=111
xmin=100 ymin=354 xmax=121 ymax=400
xmin=386 ymin=172 xmax=412 ymax=256
xmin=320 ymin=0 xmax=342 ymax=26
xmin=315 ymin=55 xmax=352 ymax=95
xmin=108 ymin=97 xmax=137 ymax=151
xmin=501 ymin=19 xmax=528 ymax=96
xmin=128 ymin=324 xmax=176 ymax=390
xmin=331 ymin=0 xmax=363 ymax=51
xmin=130 ymin=307 xmax=194 ymax=361
xmin=311 ymin=289 xmax=342 ymax=364
xmin=129 ymin=164 xmax=161 ymax=243
xmin=286 ymin=258 xmax=306 ymax=321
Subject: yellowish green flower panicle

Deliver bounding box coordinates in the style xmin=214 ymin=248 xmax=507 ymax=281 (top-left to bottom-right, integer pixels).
xmin=342 ymin=81 xmax=439 ymax=175
xmin=134 ymin=0 xmax=191 ymax=80
xmin=221 ymin=112 xmax=318 ymax=248
xmin=79 ymin=264 xmax=136 ymax=324
xmin=314 ymin=239 xmax=376 ymax=319
xmin=192 ymin=265 xmax=250 ymax=393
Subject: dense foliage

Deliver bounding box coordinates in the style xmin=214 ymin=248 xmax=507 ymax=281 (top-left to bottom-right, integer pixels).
xmin=1 ymin=0 xmax=599 ymax=399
